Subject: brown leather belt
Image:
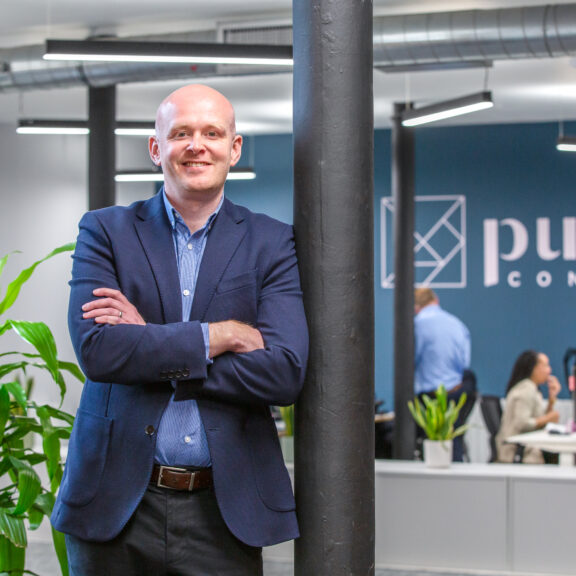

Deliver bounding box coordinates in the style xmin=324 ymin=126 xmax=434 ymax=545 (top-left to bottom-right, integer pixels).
xmin=150 ymin=465 xmax=213 ymax=492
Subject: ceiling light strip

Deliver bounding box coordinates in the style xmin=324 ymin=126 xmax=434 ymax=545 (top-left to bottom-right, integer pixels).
xmin=401 ymin=91 xmax=494 ymax=127
xmin=44 ymin=39 xmax=293 ymax=66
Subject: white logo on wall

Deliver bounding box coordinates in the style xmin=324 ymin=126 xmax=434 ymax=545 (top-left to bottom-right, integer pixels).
xmin=381 ymin=195 xmax=466 ymax=289
xmin=484 ymin=217 xmax=576 ymax=287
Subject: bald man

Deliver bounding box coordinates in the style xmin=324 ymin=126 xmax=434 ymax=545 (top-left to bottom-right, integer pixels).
xmin=52 ymin=85 xmax=309 ymax=576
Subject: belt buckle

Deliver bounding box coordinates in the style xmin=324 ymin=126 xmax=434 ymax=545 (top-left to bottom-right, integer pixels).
xmin=157 ymin=465 xmax=191 ymax=490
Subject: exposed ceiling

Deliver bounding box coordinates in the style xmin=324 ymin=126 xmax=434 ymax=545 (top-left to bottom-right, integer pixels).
xmin=1 ymin=0 xmax=576 ymax=134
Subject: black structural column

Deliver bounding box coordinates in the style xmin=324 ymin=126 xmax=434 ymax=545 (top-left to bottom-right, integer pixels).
xmin=293 ymin=1 xmax=375 ymax=575
xmin=392 ymin=103 xmax=416 ymax=460
xmin=88 ymin=86 xmax=116 ymax=210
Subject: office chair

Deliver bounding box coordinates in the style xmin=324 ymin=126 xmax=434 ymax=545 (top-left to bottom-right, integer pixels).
xmin=479 ymin=395 xmax=503 ymax=463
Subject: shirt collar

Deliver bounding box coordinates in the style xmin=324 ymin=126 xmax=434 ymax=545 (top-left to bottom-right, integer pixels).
xmin=162 ymin=187 xmax=223 ymax=233
xmin=417 ymin=303 xmax=440 ymax=317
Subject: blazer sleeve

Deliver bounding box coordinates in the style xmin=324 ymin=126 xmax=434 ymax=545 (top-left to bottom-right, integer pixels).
xmin=68 ymin=210 xmax=209 ymax=386
xmin=198 ymin=224 xmax=309 ymax=407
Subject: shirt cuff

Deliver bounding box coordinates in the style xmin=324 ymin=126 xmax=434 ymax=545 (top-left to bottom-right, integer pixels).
xmin=201 ymin=322 xmax=213 ymax=364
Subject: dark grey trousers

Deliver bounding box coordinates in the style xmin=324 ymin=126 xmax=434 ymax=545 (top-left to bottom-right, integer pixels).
xmin=65 ymin=485 xmax=263 ymax=576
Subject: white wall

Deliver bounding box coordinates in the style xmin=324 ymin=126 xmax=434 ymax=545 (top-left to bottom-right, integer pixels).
xmin=0 ymin=121 xmax=154 ymax=414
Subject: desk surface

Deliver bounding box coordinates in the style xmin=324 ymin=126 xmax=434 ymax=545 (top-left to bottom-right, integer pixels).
xmin=374 ymin=459 xmax=576 ymax=480
xmin=506 ymin=429 xmax=576 ymax=454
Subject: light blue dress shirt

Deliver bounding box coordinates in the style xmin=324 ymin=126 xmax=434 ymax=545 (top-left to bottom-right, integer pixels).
xmin=414 ymin=304 xmax=471 ymax=395
xmin=154 ymin=190 xmax=222 ymax=467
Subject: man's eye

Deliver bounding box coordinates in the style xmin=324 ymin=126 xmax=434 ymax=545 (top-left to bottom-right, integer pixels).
xmin=207 ymin=131 xmax=218 ymax=137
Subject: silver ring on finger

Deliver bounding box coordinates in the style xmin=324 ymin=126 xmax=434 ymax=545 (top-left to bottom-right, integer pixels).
xmin=118 ymin=310 xmax=123 ymax=318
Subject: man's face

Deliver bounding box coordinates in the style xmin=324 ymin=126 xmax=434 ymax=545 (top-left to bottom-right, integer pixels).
xmin=149 ymin=87 xmax=242 ymax=201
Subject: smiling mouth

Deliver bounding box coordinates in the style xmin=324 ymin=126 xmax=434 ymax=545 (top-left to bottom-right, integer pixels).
xmin=183 ymin=162 xmax=210 ymax=168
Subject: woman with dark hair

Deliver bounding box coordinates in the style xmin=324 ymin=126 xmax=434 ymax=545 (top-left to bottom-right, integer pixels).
xmin=496 ymin=350 xmax=561 ymax=463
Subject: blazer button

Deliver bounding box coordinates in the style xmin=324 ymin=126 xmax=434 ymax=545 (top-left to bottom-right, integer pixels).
xmin=145 ymin=425 xmax=155 ymax=436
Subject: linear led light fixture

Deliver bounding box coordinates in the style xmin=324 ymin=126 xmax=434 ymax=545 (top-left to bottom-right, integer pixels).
xmin=44 ymin=39 xmax=293 ymax=66
xmin=556 ymin=136 xmax=576 ymax=152
xmin=401 ymin=91 xmax=494 ymax=127
xmin=115 ymin=167 xmax=256 ymax=183
xmin=17 ymin=119 xmax=155 ymax=136
xmin=17 ymin=119 xmax=89 ymax=135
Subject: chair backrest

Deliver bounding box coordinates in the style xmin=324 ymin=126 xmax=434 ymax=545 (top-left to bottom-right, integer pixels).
xmin=479 ymin=395 xmax=503 ymax=462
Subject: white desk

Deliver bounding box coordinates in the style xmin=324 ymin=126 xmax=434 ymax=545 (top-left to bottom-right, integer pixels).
xmin=507 ymin=430 xmax=576 ymax=465
xmin=264 ymin=461 xmax=576 ymax=575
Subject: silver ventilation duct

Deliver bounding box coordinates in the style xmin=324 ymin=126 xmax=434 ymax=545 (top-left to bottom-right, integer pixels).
xmin=0 ymin=3 xmax=576 ymax=93
xmin=373 ymin=3 xmax=576 ymax=69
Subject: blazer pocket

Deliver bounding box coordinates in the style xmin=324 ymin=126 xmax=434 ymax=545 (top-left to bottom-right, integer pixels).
xmin=60 ymin=409 xmax=113 ymax=507
xmin=216 ymin=269 xmax=258 ymax=294
xmin=211 ymin=270 xmax=258 ymax=324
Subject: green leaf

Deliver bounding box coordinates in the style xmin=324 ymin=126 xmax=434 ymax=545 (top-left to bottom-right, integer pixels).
xmin=36 ymin=404 xmax=75 ymax=426
xmin=0 ymin=252 xmax=12 ymax=283
xmin=0 ymin=509 xmax=27 ymax=548
xmin=0 ymin=533 xmax=25 ymax=573
xmin=32 ymin=492 xmax=54 ymax=518
xmin=58 ymin=360 xmax=85 ymax=383
xmin=8 ymin=459 xmax=41 ymax=516
xmin=407 ymin=388 xmax=468 ymax=441
xmin=0 ymin=387 xmax=9 ymax=445
xmin=0 ymin=362 xmax=28 ymax=380
xmin=2 ymin=382 xmax=28 ymax=413
xmin=27 ymin=505 xmax=44 ymax=531
xmin=52 ymin=525 xmax=69 ymax=576
xmin=0 ymin=243 xmax=75 ymax=317
xmin=8 ymin=321 xmax=67 ymax=403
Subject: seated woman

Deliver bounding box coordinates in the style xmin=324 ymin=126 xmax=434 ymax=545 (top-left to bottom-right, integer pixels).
xmin=496 ymin=350 xmax=561 ymax=464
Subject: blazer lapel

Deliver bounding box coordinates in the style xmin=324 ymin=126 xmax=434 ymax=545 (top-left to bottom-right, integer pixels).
xmin=190 ymin=198 xmax=247 ymax=321
xmin=134 ymin=193 xmax=182 ymax=324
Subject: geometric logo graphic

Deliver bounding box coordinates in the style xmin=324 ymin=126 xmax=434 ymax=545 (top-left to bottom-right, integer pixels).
xmin=381 ymin=195 xmax=467 ymax=289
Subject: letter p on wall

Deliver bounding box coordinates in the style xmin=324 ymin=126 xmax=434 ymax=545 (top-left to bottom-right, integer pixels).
xmin=483 ymin=218 xmax=528 ymax=287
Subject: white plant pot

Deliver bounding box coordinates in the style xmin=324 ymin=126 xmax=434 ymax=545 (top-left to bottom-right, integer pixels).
xmin=423 ymin=439 xmax=453 ymax=468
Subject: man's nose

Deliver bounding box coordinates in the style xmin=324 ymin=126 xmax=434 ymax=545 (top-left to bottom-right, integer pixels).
xmin=186 ymin=137 xmax=204 ymax=153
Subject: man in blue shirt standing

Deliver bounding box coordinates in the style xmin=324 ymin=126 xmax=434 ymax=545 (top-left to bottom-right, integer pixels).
xmin=414 ymin=287 xmax=475 ymax=461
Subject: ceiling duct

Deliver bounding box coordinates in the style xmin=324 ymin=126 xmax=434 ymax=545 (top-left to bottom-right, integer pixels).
xmin=0 ymin=3 xmax=576 ymax=93
xmin=373 ymin=3 xmax=576 ymax=70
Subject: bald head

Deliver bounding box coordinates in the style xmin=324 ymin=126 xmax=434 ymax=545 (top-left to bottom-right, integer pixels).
xmin=148 ymin=83 xmax=243 ymax=209
xmin=155 ymin=84 xmax=237 ymax=139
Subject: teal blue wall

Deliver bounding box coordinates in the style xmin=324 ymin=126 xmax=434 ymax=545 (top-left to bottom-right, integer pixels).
xmin=228 ymin=124 xmax=576 ymax=410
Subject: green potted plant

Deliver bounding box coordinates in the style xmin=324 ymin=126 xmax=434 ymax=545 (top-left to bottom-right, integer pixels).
xmin=278 ymin=405 xmax=294 ymax=462
xmin=0 ymin=244 xmax=83 ymax=576
xmin=408 ymin=384 xmax=468 ymax=468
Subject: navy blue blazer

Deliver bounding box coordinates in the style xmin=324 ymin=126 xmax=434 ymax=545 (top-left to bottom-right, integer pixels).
xmin=51 ymin=192 xmax=309 ymax=547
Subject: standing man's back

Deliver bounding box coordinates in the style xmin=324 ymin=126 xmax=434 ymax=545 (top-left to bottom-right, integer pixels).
xmin=414 ymin=288 xmax=473 ymax=461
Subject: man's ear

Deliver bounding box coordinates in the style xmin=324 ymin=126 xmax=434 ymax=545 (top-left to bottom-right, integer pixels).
xmin=149 ymin=136 xmax=161 ymax=166
xmin=229 ymin=134 xmax=243 ymax=167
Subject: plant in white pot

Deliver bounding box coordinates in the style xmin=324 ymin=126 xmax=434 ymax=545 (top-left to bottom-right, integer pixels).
xmin=408 ymin=385 xmax=468 ymax=468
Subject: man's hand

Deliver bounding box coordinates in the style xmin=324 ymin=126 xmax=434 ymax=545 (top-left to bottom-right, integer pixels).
xmin=82 ymin=288 xmax=146 ymax=326
xmin=208 ymin=320 xmax=264 ymax=358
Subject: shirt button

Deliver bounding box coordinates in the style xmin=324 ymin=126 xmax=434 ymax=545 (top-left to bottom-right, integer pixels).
xmin=187 ymin=243 xmax=193 ymax=250
xmin=184 ymin=435 xmax=192 ymax=444
xmin=183 ymin=289 xmax=190 ymax=296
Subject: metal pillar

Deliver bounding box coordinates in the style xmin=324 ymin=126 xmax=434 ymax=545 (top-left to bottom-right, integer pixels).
xmin=391 ymin=103 xmax=416 ymax=460
xmin=293 ymin=1 xmax=374 ymax=574
xmin=88 ymin=86 xmax=116 ymax=210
